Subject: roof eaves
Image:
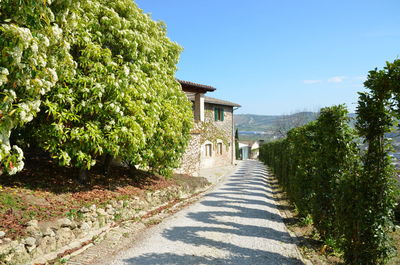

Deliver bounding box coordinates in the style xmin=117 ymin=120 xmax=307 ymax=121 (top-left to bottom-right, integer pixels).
xmin=204 ymin=96 xmax=241 ymax=108
xmin=178 ymin=79 xmax=216 ymax=93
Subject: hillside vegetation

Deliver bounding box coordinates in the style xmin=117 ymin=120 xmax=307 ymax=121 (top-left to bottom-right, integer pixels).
xmin=234 ymin=112 xmax=317 ymax=131
xmin=234 ymin=112 xmax=357 ymax=141
xmin=234 ymin=112 xmax=319 ymax=141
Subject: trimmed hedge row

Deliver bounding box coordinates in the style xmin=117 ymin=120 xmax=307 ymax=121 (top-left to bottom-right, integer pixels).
xmin=260 ymin=99 xmax=398 ymax=264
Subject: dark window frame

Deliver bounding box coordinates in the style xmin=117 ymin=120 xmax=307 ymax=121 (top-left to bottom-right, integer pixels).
xmin=214 ymin=107 xmax=225 ymax=121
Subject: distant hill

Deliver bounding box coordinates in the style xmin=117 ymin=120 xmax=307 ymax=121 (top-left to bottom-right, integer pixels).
xmin=234 ymin=114 xmax=280 ymax=132
xmin=235 ymin=112 xmax=318 ymax=133
xmin=234 ymin=112 xmax=357 ymax=141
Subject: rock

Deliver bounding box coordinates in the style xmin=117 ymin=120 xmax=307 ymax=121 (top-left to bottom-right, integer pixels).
xmin=0 ymin=231 xmax=5 ymax=238
xmin=89 ymin=204 xmax=97 ymax=212
xmin=91 ymin=220 xmax=100 ymax=229
xmin=98 ymin=216 xmax=106 ymax=227
xmin=106 ymin=204 xmax=113 ymax=210
xmin=26 ymin=226 xmax=42 ymax=238
xmin=43 ymin=227 xmax=55 ymax=237
xmin=111 ymin=201 xmax=119 ymax=208
xmin=72 ymin=227 xmax=83 ymax=238
xmin=30 ymin=245 xmax=44 ymax=257
xmin=97 ymin=208 xmax=106 ymax=216
xmin=56 ymin=227 xmax=75 ymax=248
xmin=83 ymin=212 xmax=92 ymax=220
xmin=106 ymin=208 xmax=115 ymax=215
xmin=80 ymin=222 xmax=91 ymax=231
xmin=3 ymin=238 xmax=11 ymax=243
xmin=69 ymin=220 xmax=77 ymax=229
xmin=57 ymin=218 xmax=73 ymax=228
xmin=0 ymin=240 xmax=17 ymax=255
xmin=24 ymin=237 xmax=37 ymax=253
xmin=26 ymin=220 xmax=38 ymax=227
xmin=10 ymin=243 xmax=30 ymax=264
xmin=37 ymin=236 xmax=57 ymax=254
xmin=26 ymin=244 xmax=36 ymax=253
xmin=79 ymin=206 xmax=91 ymax=213
xmin=24 ymin=237 xmax=36 ymax=246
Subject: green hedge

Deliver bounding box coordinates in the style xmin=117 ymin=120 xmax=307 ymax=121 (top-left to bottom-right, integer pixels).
xmin=260 ymin=100 xmax=398 ymax=264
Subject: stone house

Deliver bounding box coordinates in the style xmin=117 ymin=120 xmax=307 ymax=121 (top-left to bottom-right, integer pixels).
xmin=177 ymin=80 xmax=241 ymax=175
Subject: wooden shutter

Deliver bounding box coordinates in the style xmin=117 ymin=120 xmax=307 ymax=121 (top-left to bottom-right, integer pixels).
xmin=221 ymin=108 xmax=224 ymax=121
xmin=214 ymin=107 xmax=218 ymax=121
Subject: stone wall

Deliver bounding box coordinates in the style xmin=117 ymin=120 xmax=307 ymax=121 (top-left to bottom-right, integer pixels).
xmin=176 ymin=124 xmax=201 ymax=176
xmin=200 ymin=103 xmax=234 ymax=169
xmin=0 ymin=184 xmax=208 ymax=265
xmin=177 ymin=104 xmax=235 ymax=175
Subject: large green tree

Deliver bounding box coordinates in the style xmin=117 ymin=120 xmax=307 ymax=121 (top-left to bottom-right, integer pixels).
xmin=0 ymin=1 xmax=75 ymax=175
xmin=1 ymin=0 xmax=193 ymax=177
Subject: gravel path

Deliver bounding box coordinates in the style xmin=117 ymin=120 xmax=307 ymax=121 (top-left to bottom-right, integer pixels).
xmin=106 ymin=160 xmax=304 ymax=265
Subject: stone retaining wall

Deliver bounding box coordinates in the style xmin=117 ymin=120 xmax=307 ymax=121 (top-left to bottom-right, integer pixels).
xmin=0 ymin=185 xmax=207 ymax=265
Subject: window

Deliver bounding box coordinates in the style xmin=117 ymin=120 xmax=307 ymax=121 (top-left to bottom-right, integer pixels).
xmin=205 ymin=144 xmax=212 ymax=157
xmin=217 ymin=143 xmax=223 ymax=155
xmin=214 ymin=107 xmax=224 ymax=121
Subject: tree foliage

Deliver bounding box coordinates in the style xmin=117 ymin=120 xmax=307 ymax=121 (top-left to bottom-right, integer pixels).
xmin=0 ymin=0 xmax=192 ymax=176
xmin=0 ymin=1 xmax=75 ymax=175
xmin=344 ymin=61 xmax=400 ymax=264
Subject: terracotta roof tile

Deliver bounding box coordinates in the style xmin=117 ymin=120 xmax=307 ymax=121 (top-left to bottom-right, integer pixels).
xmin=185 ymin=93 xmax=241 ymax=108
xmin=178 ymin=79 xmax=216 ymax=93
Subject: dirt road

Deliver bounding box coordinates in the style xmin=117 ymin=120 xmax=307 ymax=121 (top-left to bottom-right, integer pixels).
xmin=107 ymin=160 xmax=304 ymax=265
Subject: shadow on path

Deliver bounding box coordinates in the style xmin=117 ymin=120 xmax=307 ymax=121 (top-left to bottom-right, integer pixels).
xmin=123 ymin=160 xmax=304 ymax=265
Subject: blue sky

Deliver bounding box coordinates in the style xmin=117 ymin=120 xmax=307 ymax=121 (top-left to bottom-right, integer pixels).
xmin=135 ymin=0 xmax=400 ymax=115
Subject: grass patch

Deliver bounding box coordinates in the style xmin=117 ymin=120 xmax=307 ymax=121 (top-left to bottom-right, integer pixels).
xmin=65 ymin=209 xmax=84 ymax=221
xmin=114 ymin=213 xmax=122 ymax=222
xmin=0 ymin=193 xmax=21 ymax=210
xmin=144 ymin=218 xmax=162 ymax=227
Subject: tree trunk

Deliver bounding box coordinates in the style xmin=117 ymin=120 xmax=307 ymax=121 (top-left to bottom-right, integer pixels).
xmin=78 ymin=168 xmax=89 ymax=185
xmin=103 ymin=154 xmax=113 ymax=176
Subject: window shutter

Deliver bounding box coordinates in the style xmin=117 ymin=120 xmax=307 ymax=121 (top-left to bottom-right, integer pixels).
xmin=214 ymin=107 xmax=218 ymax=121
xmin=221 ymin=108 xmax=225 ymax=121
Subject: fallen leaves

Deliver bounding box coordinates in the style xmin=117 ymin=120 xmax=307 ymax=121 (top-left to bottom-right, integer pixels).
xmin=0 ymin=154 xmax=176 ymax=240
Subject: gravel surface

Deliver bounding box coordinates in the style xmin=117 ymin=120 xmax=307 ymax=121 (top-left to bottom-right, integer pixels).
xmin=107 ymin=160 xmax=305 ymax=265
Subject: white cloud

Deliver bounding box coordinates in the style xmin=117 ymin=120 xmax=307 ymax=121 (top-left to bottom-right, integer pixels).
xmin=303 ymin=80 xmax=321 ymax=84
xmin=328 ymin=76 xmax=346 ymax=83
xmin=354 ymin=75 xmax=367 ymax=82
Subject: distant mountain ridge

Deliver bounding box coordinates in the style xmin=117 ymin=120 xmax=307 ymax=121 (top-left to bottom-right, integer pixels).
xmin=234 ymin=112 xmax=357 ymax=141
xmin=234 ymin=112 xmax=318 ymax=132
